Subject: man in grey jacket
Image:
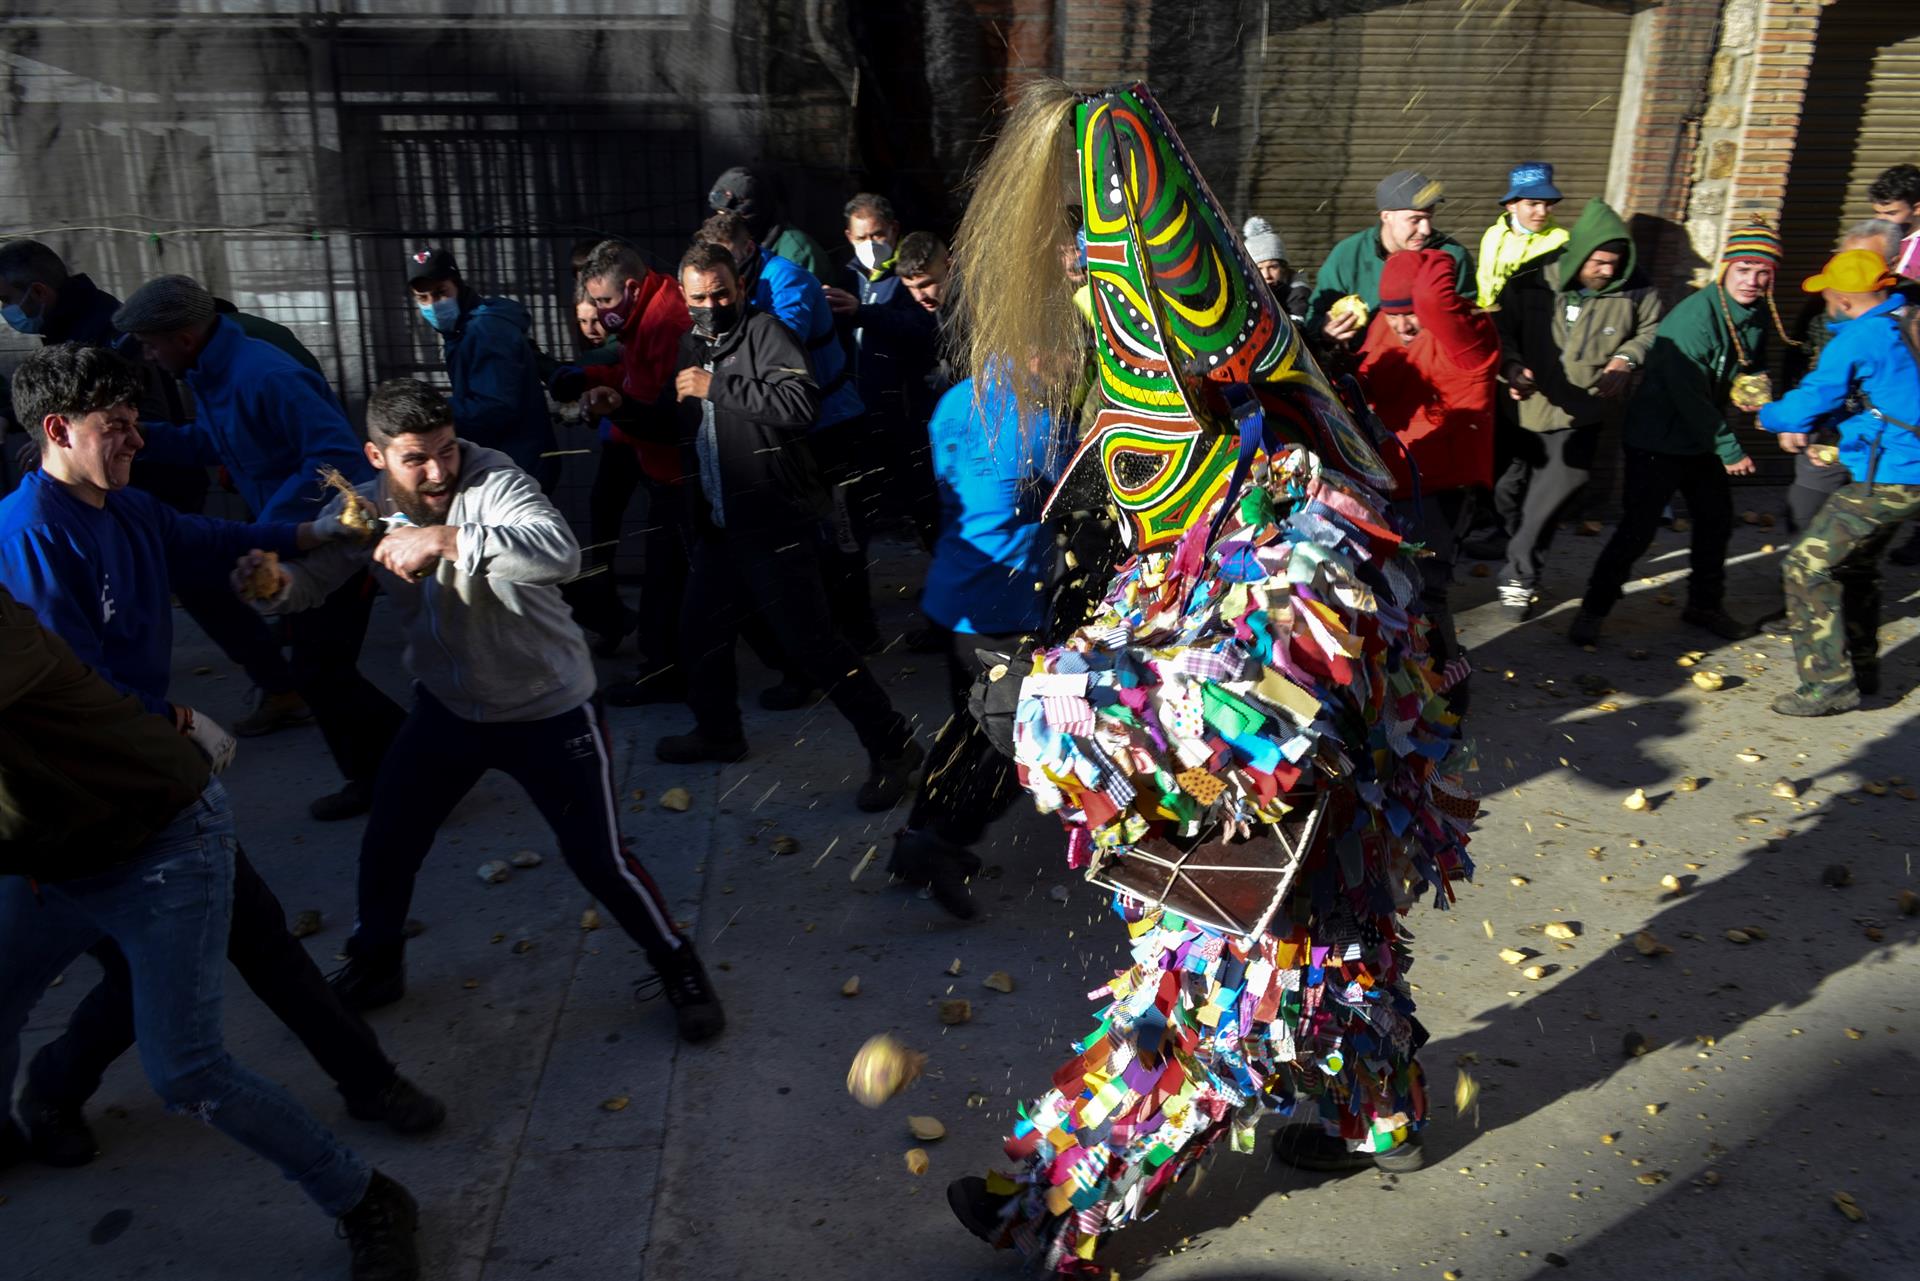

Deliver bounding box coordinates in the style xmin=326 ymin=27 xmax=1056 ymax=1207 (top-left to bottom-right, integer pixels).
xmin=232 ymin=379 xmax=722 ymax=1043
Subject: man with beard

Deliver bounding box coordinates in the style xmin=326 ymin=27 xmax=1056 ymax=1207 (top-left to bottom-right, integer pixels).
xmin=659 ymin=241 xmax=922 ymax=809
xmin=235 ymin=379 xmax=723 ymax=1042
xmin=0 ymin=343 xmax=445 ymax=1168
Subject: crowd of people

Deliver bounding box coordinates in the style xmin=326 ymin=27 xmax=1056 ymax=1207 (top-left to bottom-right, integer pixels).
xmin=0 ymin=143 xmax=1916 ymax=1280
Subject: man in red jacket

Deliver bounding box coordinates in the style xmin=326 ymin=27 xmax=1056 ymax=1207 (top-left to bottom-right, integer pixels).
xmin=564 ymin=241 xmax=695 ymax=704
xmin=1355 ymin=248 xmax=1501 ymax=710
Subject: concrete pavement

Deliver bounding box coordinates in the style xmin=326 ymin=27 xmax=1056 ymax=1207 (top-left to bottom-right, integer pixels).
xmin=4 ymin=504 xmax=1918 ymax=1281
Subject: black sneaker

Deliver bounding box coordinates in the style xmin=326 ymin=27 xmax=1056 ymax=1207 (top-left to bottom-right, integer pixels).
xmin=1681 ymin=605 xmax=1753 ymax=641
xmin=890 ymin=828 xmax=983 ymax=920
xmin=857 ymin=739 xmax=925 ymax=812
xmin=337 ymin=1170 xmax=420 ymax=1281
xmin=329 ymin=945 xmax=406 ymax=1013
xmin=1770 ymin=685 xmax=1861 ymax=718
xmin=636 ymin=946 xmax=725 ymax=1043
xmin=310 ymin=781 xmax=374 ymax=823
xmin=18 ymin=1083 xmax=97 ymax=1168
xmin=654 ymin=730 xmax=749 ymax=764
xmin=1852 ymin=656 xmax=1880 ymax=698
xmin=1496 ymin=580 xmax=1536 ymax=619
xmin=947 ymin=1176 xmax=1013 ymax=1244
xmin=344 ymin=1075 xmax=446 ymax=1136
xmin=603 ymin=664 xmax=687 ymax=708
xmin=1568 ymin=609 xmax=1604 ymax=647
xmin=757 ymin=676 xmax=821 ymax=711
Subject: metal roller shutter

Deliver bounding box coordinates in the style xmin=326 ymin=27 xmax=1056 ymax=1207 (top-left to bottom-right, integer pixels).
xmin=1778 ymin=5 xmax=1920 ymax=286
xmin=1242 ymin=0 xmax=1635 ymax=275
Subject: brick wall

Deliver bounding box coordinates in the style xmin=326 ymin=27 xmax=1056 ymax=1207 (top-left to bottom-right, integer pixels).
xmin=1611 ymin=0 xmax=1725 ymax=296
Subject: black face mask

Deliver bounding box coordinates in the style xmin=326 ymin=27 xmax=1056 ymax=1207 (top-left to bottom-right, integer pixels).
xmin=690 ymin=301 xmax=740 ymax=337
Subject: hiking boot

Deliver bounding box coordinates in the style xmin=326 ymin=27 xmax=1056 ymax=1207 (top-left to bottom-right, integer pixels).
xmin=1681 ymin=605 xmax=1753 ymax=641
xmin=890 ymin=828 xmax=983 ymax=920
xmin=233 ymin=689 xmax=315 ymax=738
xmin=636 ymin=946 xmax=726 ymax=1043
xmin=757 ymin=676 xmax=821 ymax=711
xmin=328 ymin=945 xmax=406 ymax=1013
xmin=344 ymin=1075 xmax=445 ymax=1136
xmin=309 ymin=781 xmax=373 ymax=823
xmin=1496 ymin=580 xmax=1536 ymax=619
xmin=1853 ymin=657 xmax=1880 ymax=698
xmin=947 ymin=1176 xmax=1014 ymax=1244
xmin=1272 ymin=1124 xmax=1422 ymax=1174
xmin=19 ymin=1084 xmax=97 ymax=1168
xmin=1770 ymin=685 xmax=1862 ymax=718
xmin=857 ymin=739 xmax=925 ymax=813
xmin=1567 ymin=609 xmax=1605 ymax=647
xmin=654 ymin=730 xmax=749 ymax=764
xmin=603 ymin=663 xmax=687 ymax=708
xmin=337 ymin=1170 xmax=419 ymax=1281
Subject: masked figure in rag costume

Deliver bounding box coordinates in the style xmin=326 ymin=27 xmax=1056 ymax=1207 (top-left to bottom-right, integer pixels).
xmin=939 ymin=82 xmax=1477 ymax=1274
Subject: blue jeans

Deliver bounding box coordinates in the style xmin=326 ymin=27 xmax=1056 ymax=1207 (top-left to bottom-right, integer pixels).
xmin=0 ymin=781 xmax=371 ymax=1217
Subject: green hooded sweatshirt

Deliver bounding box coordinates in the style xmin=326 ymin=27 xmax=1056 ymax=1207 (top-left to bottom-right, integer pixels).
xmin=1306 ymin=225 xmax=1476 ymax=334
xmin=1495 ymin=199 xmax=1664 ymax=432
xmin=1623 ymin=280 xmax=1766 ymax=464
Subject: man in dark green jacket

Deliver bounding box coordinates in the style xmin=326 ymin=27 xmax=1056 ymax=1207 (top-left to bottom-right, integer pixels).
xmin=1307 ymin=169 xmax=1476 ymax=345
xmin=1570 ymin=219 xmax=1789 ymax=646
xmin=1492 ymin=200 xmax=1663 ymax=615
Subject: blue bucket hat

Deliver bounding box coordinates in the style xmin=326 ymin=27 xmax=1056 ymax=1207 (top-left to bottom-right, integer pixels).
xmin=1500 ymin=162 xmax=1562 ymax=205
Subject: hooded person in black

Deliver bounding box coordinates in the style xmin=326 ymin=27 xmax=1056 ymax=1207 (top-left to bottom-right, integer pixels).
xmin=658 ymin=242 xmax=922 ymax=810
xmin=1492 ymin=199 xmax=1663 ymax=615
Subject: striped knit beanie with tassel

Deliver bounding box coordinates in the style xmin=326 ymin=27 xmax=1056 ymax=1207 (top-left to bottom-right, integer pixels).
xmin=1719 ymin=217 xmax=1784 ymax=269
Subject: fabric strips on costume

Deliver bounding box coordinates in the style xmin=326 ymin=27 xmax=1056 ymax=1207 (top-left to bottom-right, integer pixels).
xmin=982 ymin=448 xmax=1475 ymax=1275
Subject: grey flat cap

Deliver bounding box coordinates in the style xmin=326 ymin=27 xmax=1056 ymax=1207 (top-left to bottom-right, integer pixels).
xmin=114 ymin=274 xmax=217 ymax=334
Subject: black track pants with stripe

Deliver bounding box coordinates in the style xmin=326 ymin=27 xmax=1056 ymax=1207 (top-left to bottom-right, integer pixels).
xmin=352 ymin=688 xmax=684 ymax=963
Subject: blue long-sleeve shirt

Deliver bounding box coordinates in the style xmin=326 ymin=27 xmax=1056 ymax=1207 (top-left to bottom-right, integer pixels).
xmin=440 ymin=296 xmax=558 ymax=478
xmin=921 ymin=375 xmax=1067 ymax=635
xmin=750 ymin=247 xmax=864 ymax=430
xmin=0 ymin=470 xmax=301 ymax=713
xmin=135 ymin=314 xmax=372 ymax=522
xmin=1758 ymin=297 xmax=1920 ymax=486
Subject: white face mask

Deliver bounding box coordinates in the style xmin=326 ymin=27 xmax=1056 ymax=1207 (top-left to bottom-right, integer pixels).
xmin=854 ymin=239 xmax=890 ymax=271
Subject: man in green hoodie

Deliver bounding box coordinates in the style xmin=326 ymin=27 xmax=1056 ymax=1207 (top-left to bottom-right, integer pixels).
xmin=1308 ymin=170 xmax=1476 ymax=346
xmin=1492 ymin=200 xmax=1663 ymax=615
xmin=1569 ymin=219 xmax=1789 ymax=647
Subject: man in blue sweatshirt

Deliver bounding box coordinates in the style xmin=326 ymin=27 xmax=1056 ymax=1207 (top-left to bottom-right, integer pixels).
xmin=0 ymin=341 xmax=444 ymax=1174
xmin=1758 ymin=249 xmax=1920 ymax=716
xmin=115 ymin=274 xmax=406 ymax=820
xmin=403 ymin=246 xmax=559 ymax=488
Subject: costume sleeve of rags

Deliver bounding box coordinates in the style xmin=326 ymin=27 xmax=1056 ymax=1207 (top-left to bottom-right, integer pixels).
xmin=0 ymin=524 xmax=165 ymax=715
xmin=452 ymin=466 xmax=581 ymax=585
xmin=708 ymin=318 xmax=822 ymax=433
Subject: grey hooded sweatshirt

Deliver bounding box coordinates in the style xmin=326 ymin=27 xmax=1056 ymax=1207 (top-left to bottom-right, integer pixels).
xmin=258 ymin=442 xmax=594 ymax=723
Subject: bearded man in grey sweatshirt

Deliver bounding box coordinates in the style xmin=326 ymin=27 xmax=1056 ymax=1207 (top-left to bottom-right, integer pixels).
xmin=233 ymin=378 xmax=722 ymax=1042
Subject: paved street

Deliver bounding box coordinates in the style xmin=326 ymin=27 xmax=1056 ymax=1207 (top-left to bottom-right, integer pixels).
xmin=4 ymin=503 xmax=1918 ymax=1281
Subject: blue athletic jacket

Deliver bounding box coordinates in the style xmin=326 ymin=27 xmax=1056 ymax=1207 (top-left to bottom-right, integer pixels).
xmin=134 ymin=315 xmax=372 ymax=522
xmin=748 ymin=247 xmax=864 ymax=430
xmin=0 ymin=470 xmax=299 ymax=714
xmin=1759 ymin=297 xmax=1920 ymax=486
xmin=439 ymin=296 xmax=558 ymax=478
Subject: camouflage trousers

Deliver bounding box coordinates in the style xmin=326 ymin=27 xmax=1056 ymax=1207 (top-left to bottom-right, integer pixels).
xmin=1781 ymin=482 xmax=1920 ymax=693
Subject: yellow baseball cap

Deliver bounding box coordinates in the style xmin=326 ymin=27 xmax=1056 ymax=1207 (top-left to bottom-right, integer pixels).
xmin=1803 ymin=248 xmax=1898 ymax=294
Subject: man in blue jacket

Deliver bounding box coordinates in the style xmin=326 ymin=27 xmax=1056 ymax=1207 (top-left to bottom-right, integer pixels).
xmin=697 ymin=210 xmax=883 ymax=661
xmin=403 ymin=247 xmax=559 ymax=489
xmin=116 ymin=274 xmax=406 ymax=819
xmin=0 ymin=342 xmax=445 ymax=1168
xmin=1759 ymin=249 xmax=1920 ymax=717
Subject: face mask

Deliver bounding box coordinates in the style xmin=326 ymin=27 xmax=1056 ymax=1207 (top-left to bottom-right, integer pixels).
xmin=598 ymin=281 xmax=642 ymax=332
xmin=688 ymin=301 xmax=739 ymax=337
xmin=854 ymin=239 xmax=891 ymax=271
xmin=418 ymin=296 xmax=461 ymax=333
xmin=2 ymin=300 xmax=42 ymax=335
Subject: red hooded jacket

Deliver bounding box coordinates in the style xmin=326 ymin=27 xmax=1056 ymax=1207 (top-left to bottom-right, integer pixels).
xmin=583 ymin=269 xmax=694 ymax=483
xmin=1356 ymin=249 xmax=1499 ymax=498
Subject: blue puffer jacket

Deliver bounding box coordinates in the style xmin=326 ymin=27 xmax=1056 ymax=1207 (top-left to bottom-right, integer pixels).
xmin=136 ymin=315 xmax=372 ymax=522
xmin=440 ymin=295 xmax=558 ymax=479
xmin=1759 ymin=298 xmax=1920 ymax=486
xmin=749 ymin=247 xmax=864 ymax=430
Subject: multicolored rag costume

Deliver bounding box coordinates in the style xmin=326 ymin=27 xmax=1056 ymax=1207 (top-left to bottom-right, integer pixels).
xmin=948 ymin=82 xmax=1476 ymax=1274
